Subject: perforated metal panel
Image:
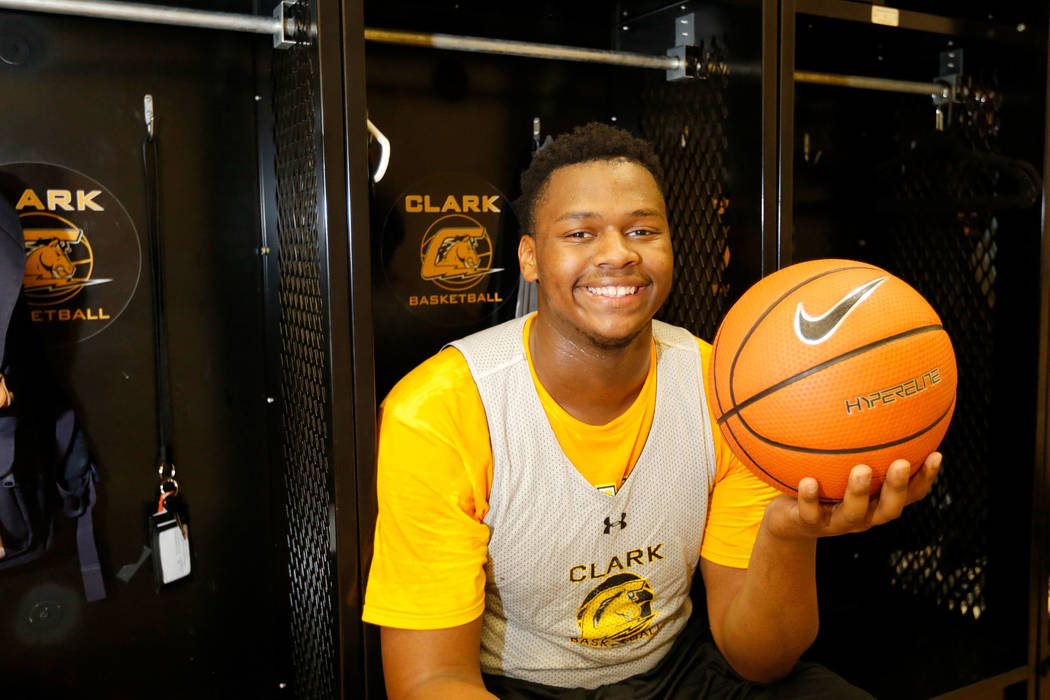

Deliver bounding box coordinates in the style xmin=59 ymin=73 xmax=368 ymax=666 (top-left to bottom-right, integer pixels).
xmin=640 ymin=39 xmax=731 ymax=341
xmin=272 ymin=42 xmax=338 ymax=700
xmin=878 ymin=74 xmax=1036 ymax=619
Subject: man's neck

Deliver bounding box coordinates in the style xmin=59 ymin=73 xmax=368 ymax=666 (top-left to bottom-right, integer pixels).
xmin=528 ymin=316 xmax=653 ymax=426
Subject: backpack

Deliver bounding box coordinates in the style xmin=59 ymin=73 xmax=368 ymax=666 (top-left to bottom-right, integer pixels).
xmin=0 ymin=196 xmax=105 ymax=602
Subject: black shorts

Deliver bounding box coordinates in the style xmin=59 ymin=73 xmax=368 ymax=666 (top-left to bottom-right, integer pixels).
xmin=482 ymin=614 xmax=875 ymax=700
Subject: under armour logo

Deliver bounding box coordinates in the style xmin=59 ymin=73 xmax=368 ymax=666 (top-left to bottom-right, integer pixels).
xmin=603 ymin=513 xmax=627 ymax=534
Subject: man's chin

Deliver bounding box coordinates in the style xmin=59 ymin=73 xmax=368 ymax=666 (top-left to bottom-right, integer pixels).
xmin=581 ymin=322 xmax=649 ymax=350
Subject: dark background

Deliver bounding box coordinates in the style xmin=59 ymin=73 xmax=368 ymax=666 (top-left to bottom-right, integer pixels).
xmin=0 ymin=2 xmax=284 ymax=697
xmin=0 ymin=0 xmax=1048 ymax=698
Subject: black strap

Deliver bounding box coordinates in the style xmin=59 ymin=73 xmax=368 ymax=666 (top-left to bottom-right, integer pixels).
xmin=142 ymin=132 xmax=172 ymax=469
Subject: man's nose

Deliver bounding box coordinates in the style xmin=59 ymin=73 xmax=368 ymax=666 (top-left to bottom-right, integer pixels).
xmin=593 ymin=230 xmax=641 ymax=267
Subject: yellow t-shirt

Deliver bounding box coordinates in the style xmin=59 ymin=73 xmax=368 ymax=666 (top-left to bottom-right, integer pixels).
xmin=362 ymin=319 xmax=780 ymax=630
xmin=528 ymin=327 xmax=657 ymax=496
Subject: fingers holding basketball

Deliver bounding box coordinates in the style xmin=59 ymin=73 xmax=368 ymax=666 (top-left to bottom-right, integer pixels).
xmin=871 ymin=452 xmax=941 ymax=522
xmin=869 ymin=459 xmax=911 ymax=524
xmin=836 ymin=465 xmax=876 ymax=529
xmin=769 ymin=467 xmax=874 ymax=538
xmin=905 ymin=451 xmax=942 ymax=503
xmin=793 ymin=477 xmax=824 ymax=529
xmin=792 ymin=465 xmax=880 ymax=536
xmin=777 ymin=453 xmax=943 ymax=540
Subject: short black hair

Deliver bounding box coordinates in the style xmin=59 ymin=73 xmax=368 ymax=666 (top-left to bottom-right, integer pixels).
xmin=515 ymin=122 xmax=665 ymax=238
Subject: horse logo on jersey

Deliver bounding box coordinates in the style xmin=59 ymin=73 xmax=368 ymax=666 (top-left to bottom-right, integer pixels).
xmin=572 ymin=572 xmax=659 ymax=646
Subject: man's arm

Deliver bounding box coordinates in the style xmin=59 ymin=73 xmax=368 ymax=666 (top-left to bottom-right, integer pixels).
xmin=381 ymin=619 xmax=496 ymax=700
xmin=702 ymin=453 xmax=942 ymax=683
xmin=365 ymin=349 xmax=495 ymax=697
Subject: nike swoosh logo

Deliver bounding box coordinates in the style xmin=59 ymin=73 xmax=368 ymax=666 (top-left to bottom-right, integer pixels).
xmin=794 ymin=276 xmax=888 ymax=345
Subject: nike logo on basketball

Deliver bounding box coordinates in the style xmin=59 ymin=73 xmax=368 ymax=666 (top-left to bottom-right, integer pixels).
xmin=794 ymin=277 xmax=888 ymax=345
xmin=604 ymin=513 xmax=627 ymax=534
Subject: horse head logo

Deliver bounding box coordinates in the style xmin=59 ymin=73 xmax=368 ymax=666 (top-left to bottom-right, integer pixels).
xmin=440 ymin=236 xmax=480 ymax=271
xmin=19 ymin=211 xmax=110 ymax=304
xmin=25 ymin=240 xmax=74 ymax=286
xmin=419 ymin=215 xmax=503 ymax=292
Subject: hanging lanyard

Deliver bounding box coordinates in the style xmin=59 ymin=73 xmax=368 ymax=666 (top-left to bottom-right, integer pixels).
xmin=142 ymin=94 xmax=190 ymax=587
xmin=142 ymin=94 xmax=174 ymax=485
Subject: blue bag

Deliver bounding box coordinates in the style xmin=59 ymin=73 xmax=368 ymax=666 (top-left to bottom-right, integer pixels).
xmin=0 ymin=196 xmax=104 ymax=601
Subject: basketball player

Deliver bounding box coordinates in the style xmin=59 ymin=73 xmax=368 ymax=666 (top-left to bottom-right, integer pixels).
xmin=362 ymin=123 xmax=942 ymax=698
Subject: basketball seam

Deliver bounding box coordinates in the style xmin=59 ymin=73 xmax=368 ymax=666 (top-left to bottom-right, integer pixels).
xmin=725 ymin=265 xmax=879 ymax=412
xmin=717 ymin=323 xmax=946 ymax=426
xmin=726 ymin=395 xmax=955 ymax=503
xmin=736 ymin=395 xmax=955 ymax=454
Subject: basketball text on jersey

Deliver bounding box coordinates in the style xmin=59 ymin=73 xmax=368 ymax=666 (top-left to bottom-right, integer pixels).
xmin=845 ymin=367 xmax=942 ymax=415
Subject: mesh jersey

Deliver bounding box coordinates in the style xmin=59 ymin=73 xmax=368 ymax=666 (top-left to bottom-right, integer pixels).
xmin=362 ymin=315 xmax=780 ymax=632
xmin=454 ymin=316 xmax=714 ymax=688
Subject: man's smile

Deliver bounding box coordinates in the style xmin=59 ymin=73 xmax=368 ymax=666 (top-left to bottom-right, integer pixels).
xmin=583 ymin=285 xmax=644 ymax=299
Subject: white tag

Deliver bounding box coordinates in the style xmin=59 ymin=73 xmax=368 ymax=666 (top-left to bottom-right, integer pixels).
xmin=871 ymin=6 xmax=900 ymax=27
xmin=158 ymin=523 xmax=191 ymax=583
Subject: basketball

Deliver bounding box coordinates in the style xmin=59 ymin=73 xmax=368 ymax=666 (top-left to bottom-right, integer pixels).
xmin=708 ymin=259 xmax=957 ymax=502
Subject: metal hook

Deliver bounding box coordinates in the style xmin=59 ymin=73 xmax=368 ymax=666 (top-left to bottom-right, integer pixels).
xmin=144 ymin=94 xmax=155 ymax=139
xmin=366 ymin=118 xmax=390 ymax=183
xmin=159 ymin=478 xmax=180 ymax=498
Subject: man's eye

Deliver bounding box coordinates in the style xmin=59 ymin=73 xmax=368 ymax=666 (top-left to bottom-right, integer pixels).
xmin=628 ymin=229 xmax=658 ymax=237
xmin=566 ymin=231 xmax=591 ymax=239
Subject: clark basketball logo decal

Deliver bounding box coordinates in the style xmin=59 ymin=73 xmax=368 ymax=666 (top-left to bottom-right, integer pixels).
xmin=22 ymin=212 xmax=112 ymax=304
xmin=380 ymin=173 xmax=517 ymax=327
xmin=793 ymin=276 xmax=887 ymax=345
xmin=419 ymin=217 xmax=503 ymax=291
xmin=0 ymin=162 xmax=141 ymax=344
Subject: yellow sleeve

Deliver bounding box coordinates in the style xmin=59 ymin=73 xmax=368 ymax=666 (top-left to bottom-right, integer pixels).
xmin=697 ymin=339 xmax=781 ymax=569
xmin=362 ymin=347 xmax=494 ymax=629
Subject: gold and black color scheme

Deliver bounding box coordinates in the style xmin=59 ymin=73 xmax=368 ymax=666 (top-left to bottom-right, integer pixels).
xmin=0 ymin=162 xmax=140 ymax=345
xmin=379 ymin=172 xmax=518 ymax=327
xmin=572 ymin=572 xmax=660 ymax=647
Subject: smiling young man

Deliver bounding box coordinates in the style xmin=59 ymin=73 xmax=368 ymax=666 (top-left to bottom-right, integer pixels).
xmin=362 ymin=123 xmax=942 ymax=699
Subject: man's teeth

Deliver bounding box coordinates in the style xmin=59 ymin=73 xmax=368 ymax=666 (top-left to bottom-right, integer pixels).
xmin=587 ymin=286 xmax=638 ymax=298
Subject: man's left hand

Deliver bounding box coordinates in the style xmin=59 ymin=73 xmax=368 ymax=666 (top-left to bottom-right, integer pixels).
xmin=764 ymin=452 xmax=942 ymax=541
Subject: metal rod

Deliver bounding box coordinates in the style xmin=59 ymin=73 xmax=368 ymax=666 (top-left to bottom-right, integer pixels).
xmin=0 ymin=9 xmax=957 ymax=99
xmin=365 ymin=28 xmax=680 ymax=71
xmin=795 ymin=70 xmax=948 ymax=98
xmin=0 ymin=0 xmax=280 ymax=35
xmin=366 ymin=29 xmax=950 ymax=100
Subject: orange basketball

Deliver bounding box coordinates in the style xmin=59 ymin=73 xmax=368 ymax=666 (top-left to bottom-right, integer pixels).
xmin=708 ymin=259 xmax=956 ymax=502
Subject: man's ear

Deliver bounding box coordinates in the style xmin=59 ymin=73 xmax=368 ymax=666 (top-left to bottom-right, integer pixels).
xmin=518 ymin=235 xmax=539 ymax=283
